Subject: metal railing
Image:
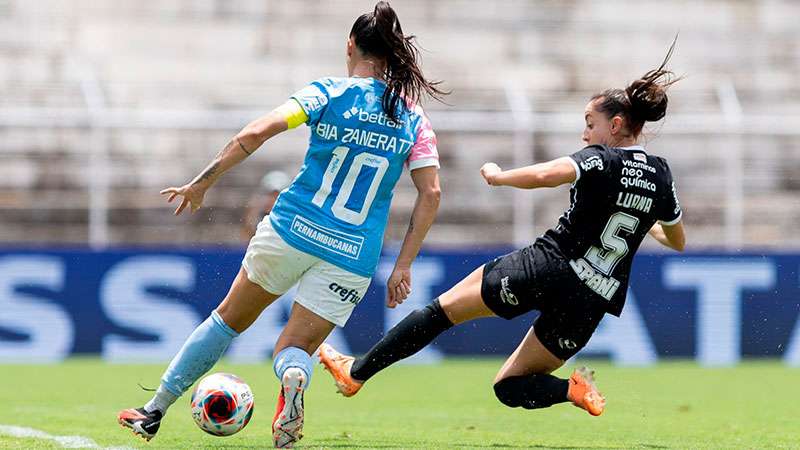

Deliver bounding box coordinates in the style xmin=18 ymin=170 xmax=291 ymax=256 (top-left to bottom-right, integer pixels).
xmin=2 ymin=74 xmax=800 ymax=249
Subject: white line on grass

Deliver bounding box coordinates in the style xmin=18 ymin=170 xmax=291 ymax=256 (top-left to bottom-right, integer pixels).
xmin=0 ymin=424 xmax=133 ymax=449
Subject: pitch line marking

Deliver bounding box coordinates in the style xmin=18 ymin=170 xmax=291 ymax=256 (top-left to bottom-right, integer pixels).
xmin=0 ymin=424 xmax=134 ymax=449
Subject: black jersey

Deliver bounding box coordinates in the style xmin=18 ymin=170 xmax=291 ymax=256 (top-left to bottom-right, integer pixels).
xmin=540 ymin=144 xmax=682 ymax=316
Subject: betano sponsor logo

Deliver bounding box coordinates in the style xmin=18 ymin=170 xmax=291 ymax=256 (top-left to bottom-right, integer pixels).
xmin=343 ymin=106 xmax=404 ymax=129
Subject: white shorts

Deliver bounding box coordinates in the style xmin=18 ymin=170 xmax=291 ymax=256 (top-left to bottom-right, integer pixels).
xmin=242 ymin=218 xmax=372 ymax=327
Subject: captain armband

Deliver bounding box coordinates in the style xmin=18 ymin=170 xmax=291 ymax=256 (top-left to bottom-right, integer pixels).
xmin=274 ymin=99 xmax=308 ymax=129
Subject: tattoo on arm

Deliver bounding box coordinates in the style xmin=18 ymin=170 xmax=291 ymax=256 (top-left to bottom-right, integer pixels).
xmin=236 ymin=137 xmax=252 ymax=156
xmin=407 ymin=217 xmax=415 ymax=234
xmin=192 ymin=138 xmax=248 ymax=186
xmin=196 ymin=161 xmax=220 ymax=184
xmin=219 ymin=139 xmax=237 ymax=158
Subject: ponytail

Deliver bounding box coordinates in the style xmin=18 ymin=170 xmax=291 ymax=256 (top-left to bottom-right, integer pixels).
xmin=592 ymin=35 xmax=682 ymax=136
xmin=350 ymin=1 xmax=448 ymax=120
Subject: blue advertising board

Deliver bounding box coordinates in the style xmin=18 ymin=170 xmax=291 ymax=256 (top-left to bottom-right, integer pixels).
xmin=0 ymin=247 xmax=798 ymax=366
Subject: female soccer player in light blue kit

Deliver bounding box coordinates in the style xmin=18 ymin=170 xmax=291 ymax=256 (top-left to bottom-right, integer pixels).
xmin=117 ymin=2 xmax=446 ymax=447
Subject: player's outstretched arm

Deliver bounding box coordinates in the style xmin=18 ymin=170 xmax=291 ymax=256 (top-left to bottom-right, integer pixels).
xmin=649 ymin=222 xmax=686 ymax=252
xmin=480 ymin=157 xmax=577 ymax=189
xmin=386 ymin=166 xmax=441 ymax=308
xmin=160 ymin=104 xmax=298 ymax=215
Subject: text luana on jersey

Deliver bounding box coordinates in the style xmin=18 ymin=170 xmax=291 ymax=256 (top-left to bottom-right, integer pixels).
xmin=615 ymin=192 xmax=653 ymax=214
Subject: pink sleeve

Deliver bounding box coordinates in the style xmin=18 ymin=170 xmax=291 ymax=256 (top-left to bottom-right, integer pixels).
xmin=406 ymin=111 xmax=440 ymax=171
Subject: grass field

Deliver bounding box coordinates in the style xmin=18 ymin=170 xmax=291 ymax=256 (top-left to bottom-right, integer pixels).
xmin=1 ymin=358 xmax=798 ymax=449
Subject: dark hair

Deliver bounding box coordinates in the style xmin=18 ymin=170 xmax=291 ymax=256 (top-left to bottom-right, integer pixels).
xmin=591 ymin=36 xmax=682 ymax=137
xmin=350 ymin=1 xmax=448 ymax=120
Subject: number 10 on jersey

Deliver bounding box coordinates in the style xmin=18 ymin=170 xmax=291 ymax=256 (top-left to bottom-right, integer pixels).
xmin=312 ymin=146 xmax=389 ymax=226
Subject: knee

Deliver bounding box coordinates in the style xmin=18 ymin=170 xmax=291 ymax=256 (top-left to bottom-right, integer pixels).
xmin=418 ymin=298 xmax=455 ymax=330
xmin=493 ymin=377 xmax=522 ymax=408
xmin=423 ymin=300 xmax=445 ymax=319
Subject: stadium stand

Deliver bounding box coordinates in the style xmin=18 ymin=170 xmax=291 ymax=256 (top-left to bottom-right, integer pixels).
xmin=1 ymin=0 xmax=798 ymax=247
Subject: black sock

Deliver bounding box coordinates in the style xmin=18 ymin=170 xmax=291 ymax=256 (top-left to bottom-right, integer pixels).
xmin=493 ymin=374 xmax=569 ymax=409
xmin=350 ymin=298 xmax=453 ymax=382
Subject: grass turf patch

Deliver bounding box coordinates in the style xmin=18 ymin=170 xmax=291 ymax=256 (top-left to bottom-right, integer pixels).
xmin=1 ymin=358 xmax=797 ymax=449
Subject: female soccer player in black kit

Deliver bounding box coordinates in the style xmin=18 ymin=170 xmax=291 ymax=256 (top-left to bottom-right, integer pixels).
xmin=320 ymin=46 xmax=686 ymax=418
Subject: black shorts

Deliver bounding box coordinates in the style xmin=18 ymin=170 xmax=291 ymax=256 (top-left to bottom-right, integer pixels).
xmin=481 ymin=241 xmax=607 ymax=360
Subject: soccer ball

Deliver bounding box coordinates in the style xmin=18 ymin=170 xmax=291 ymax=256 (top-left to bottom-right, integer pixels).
xmin=190 ymin=373 xmax=255 ymax=436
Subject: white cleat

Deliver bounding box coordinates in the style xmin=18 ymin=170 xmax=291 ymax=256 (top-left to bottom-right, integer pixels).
xmin=272 ymin=368 xmax=305 ymax=448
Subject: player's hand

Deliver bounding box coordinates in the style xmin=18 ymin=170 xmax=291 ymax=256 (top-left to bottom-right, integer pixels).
xmin=386 ymin=265 xmax=412 ymax=308
xmin=480 ymin=162 xmax=502 ymax=185
xmin=160 ymin=183 xmax=207 ymax=215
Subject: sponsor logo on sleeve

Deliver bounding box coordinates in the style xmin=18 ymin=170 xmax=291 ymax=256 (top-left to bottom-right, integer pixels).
xmin=342 ymin=106 xmax=359 ymax=120
xmin=671 ymin=182 xmax=681 ymax=215
xmin=296 ymin=85 xmax=328 ymax=113
xmin=580 ymin=155 xmax=604 ymax=172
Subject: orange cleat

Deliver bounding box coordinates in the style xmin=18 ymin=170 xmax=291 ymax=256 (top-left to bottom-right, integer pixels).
xmin=318 ymin=343 xmax=363 ymax=397
xmin=567 ymin=366 xmax=605 ymax=416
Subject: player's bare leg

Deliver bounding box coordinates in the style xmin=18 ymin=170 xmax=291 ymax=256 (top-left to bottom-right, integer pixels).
xmin=272 ymin=302 xmax=336 ymax=449
xmin=118 ymin=267 xmax=280 ymax=441
xmin=217 ymin=267 xmax=283 ymax=333
xmin=494 ymin=327 xmax=564 ymax=382
xmin=493 ymin=327 xmax=605 ymax=416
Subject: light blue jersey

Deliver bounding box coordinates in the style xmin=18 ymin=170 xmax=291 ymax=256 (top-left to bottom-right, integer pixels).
xmin=269 ymin=77 xmax=439 ymax=277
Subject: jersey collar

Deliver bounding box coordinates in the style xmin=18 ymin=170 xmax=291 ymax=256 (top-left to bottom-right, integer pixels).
xmin=618 ymin=145 xmax=645 ymax=151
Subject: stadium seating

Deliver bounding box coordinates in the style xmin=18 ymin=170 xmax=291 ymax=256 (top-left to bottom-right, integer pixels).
xmin=1 ymin=0 xmax=798 ymax=247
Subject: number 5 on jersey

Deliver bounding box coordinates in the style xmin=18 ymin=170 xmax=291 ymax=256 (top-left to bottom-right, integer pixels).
xmin=584 ymin=212 xmax=639 ymax=275
xmin=312 ymin=146 xmax=389 ymax=226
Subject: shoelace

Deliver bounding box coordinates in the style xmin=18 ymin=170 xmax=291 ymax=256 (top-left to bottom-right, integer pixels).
xmin=137 ymin=383 xmax=157 ymax=392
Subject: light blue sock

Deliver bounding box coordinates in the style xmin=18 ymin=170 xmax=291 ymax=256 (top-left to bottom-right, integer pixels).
xmin=273 ymin=347 xmax=313 ymax=388
xmin=159 ymin=310 xmax=239 ymax=399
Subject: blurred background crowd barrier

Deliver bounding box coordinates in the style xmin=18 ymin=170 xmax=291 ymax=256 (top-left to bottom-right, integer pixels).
xmin=1 ymin=248 xmax=797 ymax=366
xmin=1 ymin=1 xmax=798 ymax=364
